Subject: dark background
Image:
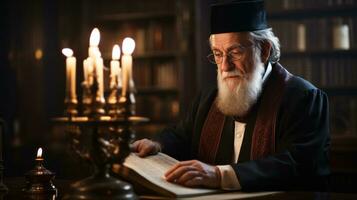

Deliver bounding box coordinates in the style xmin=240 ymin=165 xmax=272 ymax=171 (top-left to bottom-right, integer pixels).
xmin=1 ymin=0 xmax=357 ymax=193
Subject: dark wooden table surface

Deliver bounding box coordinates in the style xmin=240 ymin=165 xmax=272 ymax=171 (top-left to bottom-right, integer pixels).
xmin=2 ymin=177 xmax=357 ymax=200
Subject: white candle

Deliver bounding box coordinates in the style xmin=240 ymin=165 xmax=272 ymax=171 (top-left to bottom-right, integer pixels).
xmin=121 ymin=37 xmax=135 ymax=96
xmin=88 ymin=28 xmax=100 ymax=87
xmin=62 ymin=48 xmax=77 ymax=101
xmin=87 ymin=57 xmax=94 ymax=85
xmin=95 ymin=51 xmax=104 ymax=100
xmin=83 ymin=59 xmax=88 ymax=83
xmin=118 ymin=65 xmax=122 ymax=88
xmin=110 ymin=44 xmax=121 ymax=88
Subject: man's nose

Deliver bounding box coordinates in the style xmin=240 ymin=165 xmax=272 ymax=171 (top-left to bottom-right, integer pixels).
xmin=220 ymin=56 xmax=233 ymax=72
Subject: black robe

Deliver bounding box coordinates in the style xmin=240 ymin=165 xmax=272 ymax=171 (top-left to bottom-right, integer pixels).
xmin=155 ymin=63 xmax=330 ymax=191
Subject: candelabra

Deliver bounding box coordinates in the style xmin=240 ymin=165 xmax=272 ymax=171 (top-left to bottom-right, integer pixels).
xmin=55 ymin=78 xmax=148 ymax=200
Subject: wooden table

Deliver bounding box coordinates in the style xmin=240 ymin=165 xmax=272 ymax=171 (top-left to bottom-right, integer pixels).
xmin=2 ymin=177 xmax=357 ymax=200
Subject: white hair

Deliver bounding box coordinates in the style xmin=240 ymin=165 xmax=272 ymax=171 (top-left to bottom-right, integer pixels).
xmin=250 ymin=28 xmax=281 ymax=64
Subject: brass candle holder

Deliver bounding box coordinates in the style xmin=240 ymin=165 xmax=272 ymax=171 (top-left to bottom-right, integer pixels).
xmin=23 ymin=148 xmax=57 ymax=198
xmin=58 ymin=34 xmax=144 ymax=200
xmin=55 ymin=75 xmax=148 ymax=200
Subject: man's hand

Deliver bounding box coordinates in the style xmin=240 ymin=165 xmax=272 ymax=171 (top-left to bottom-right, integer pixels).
xmin=164 ymin=160 xmax=221 ymax=188
xmin=130 ymin=139 xmax=161 ymax=157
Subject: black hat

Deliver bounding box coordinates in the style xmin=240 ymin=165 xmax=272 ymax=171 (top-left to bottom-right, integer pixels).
xmin=210 ymin=0 xmax=269 ymax=34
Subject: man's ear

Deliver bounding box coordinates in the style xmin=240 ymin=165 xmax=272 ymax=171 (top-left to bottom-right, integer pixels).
xmin=260 ymin=40 xmax=272 ymax=63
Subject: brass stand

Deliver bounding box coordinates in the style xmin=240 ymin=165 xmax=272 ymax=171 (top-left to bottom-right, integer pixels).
xmin=54 ymin=116 xmax=148 ymax=200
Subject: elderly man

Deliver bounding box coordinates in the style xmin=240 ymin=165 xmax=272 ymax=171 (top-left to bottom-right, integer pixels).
xmin=132 ymin=0 xmax=330 ymax=191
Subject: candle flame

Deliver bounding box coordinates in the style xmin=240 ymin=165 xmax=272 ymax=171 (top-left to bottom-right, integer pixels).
xmin=112 ymin=45 xmax=121 ymax=60
xmin=62 ymin=48 xmax=73 ymax=57
xmin=37 ymin=147 xmax=43 ymax=158
xmin=122 ymin=37 xmax=135 ymax=55
xmin=90 ymin=28 xmax=100 ymax=46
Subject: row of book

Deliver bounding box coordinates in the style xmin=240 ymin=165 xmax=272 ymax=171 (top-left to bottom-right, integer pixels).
xmin=100 ymin=20 xmax=176 ymax=56
xmin=329 ymin=96 xmax=357 ymax=136
xmin=270 ymin=17 xmax=357 ymax=52
xmin=133 ymin=60 xmax=178 ymax=89
xmin=95 ymin=0 xmax=175 ymax=16
xmin=280 ymin=57 xmax=357 ymax=88
xmin=266 ymin=0 xmax=356 ymax=11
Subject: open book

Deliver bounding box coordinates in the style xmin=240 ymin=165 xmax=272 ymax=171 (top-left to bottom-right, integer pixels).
xmin=112 ymin=153 xmax=220 ymax=198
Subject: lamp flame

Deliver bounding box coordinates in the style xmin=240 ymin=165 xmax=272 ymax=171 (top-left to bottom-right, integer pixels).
xmin=122 ymin=37 xmax=135 ymax=55
xmin=62 ymin=48 xmax=73 ymax=57
xmin=37 ymin=147 xmax=43 ymax=158
xmin=89 ymin=28 xmax=100 ymax=46
xmin=112 ymin=45 xmax=121 ymax=60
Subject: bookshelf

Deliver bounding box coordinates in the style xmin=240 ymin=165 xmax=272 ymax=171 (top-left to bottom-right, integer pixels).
xmin=84 ymin=0 xmax=194 ymax=138
xmin=266 ymin=0 xmax=357 ymax=139
xmin=266 ymin=0 xmax=357 ymax=191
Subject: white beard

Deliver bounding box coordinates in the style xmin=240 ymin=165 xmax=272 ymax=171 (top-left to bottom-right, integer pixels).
xmin=216 ymin=56 xmax=265 ymax=117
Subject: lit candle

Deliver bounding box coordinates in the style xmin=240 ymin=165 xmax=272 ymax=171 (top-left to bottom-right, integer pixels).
xmin=110 ymin=44 xmax=120 ymax=88
xmin=89 ymin=28 xmax=100 ymax=58
xmin=62 ymin=48 xmax=77 ymax=101
xmin=36 ymin=147 xmax=43 ymax=161
xmin=121 ymin=37 xmax=135 ymax=96
xmin=87 ymin=28 xmax=100 ymax=86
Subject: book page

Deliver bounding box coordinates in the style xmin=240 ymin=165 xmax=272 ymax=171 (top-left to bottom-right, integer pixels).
xmin=123 ymin=153 xmax=219 ymax=197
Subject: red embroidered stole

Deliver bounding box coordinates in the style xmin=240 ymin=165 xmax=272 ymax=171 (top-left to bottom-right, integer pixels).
xmin=198 ymin=100 xmax=225 ymax=164
xmin=198 ymin=64 xmax=292 ymax=163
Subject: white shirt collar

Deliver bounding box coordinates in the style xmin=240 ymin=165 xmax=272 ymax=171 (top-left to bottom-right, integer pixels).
xmin=262 ymin=62 xmax=272 ymax=83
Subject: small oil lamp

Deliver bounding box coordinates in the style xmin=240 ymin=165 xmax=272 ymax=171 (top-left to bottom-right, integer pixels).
xmin=23 ymin=147 xmax=57 ymax=197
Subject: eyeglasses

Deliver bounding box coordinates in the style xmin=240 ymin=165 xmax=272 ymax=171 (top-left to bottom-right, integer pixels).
xmin=207 ymin=44 xmax=255 ymax=65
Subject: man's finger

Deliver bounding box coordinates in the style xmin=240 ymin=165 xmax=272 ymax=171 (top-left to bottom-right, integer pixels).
xmin=164 ymin=160 xmax=196 ymax=177
xmin=137 ymin=145 xmax=153 ymax=157
xmin=176 ymin=170 xmax=200 ymax=184
xmin=165 ymin=165 xmax=196 ymax=182
xmin=184 ymin=177 xmax=203 ymax=187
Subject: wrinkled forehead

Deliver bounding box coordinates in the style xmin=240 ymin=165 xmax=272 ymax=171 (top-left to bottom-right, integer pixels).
xmin=210 ymin=32 xmax=252 ymax=50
